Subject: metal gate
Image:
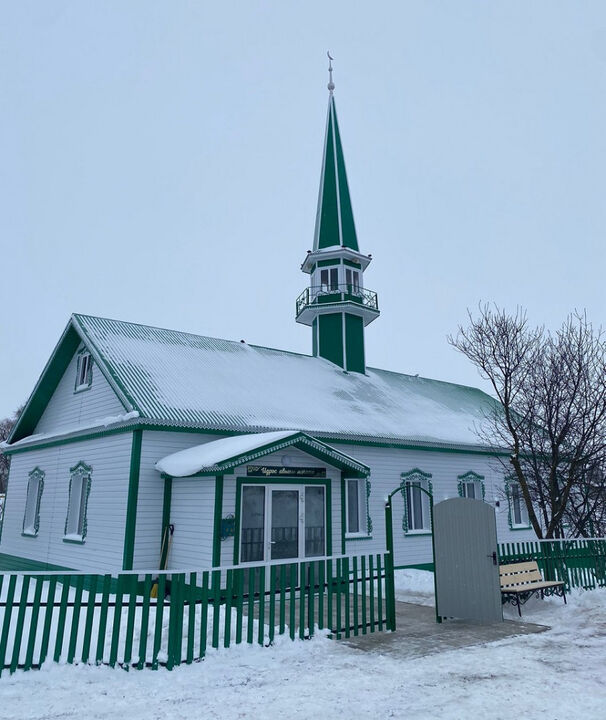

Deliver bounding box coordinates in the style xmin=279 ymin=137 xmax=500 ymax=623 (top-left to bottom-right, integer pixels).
xmin=433 ymin=497 xmax=502 ymax=622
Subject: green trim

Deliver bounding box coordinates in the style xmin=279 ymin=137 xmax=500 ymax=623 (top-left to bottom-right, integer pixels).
xmin=345 ymin=313 xmax=365 ymax=373
xmin=400 ymin=469 xmax=433 ymax=534
xmin=0 ymin=552 xmax=72 ymax=572
xmin=457 ymin=470 xmax=486 ymax=500
xmin=319 ymin=436 xmax=508 ymax=457
xmin=64 ymin=461 xmax=92 ymax=542
xmin=340 ymin=473 xmax=347 ymax=554
xmin=0 ymin=467 xmax=9 ymax=544
xmin=343 ymin=259 xmax=362 ymax=269
xmin=212 ymin=475 xmax=224 ymax=567
xmin=160 ymin=477 xmax=172 ymax=569
xmin=365 ymin=478 xmax=372 ymax=534
xmin=317 ymin=259 xmax=340 ymax=268
xmin=233 ymin=476 xmax=332 ymax=565
xmin=122 ymin=430 xmax=142 ymax=570
xmin=318 ymin=313 xmax=344 ymax=369
xmin=4 ymin=422 xmax=140 ymax=455
xmin=73 ymin=347 xmax=93 ymax=393
xmin=4 ymin=420 xmax=506 ymax=458
xmin=9 ymin=317 xmax=134 ymax=445
xmin=394 ymin=562 xmax=434 ymax=572
xmin=179 ymin=431 xmax=369 ymax=478
xmin=22 ymin=467 xmax=45 ymax=536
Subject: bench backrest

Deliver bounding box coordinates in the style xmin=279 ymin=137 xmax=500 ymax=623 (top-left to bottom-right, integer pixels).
xmin=499 ymin=560 xmax=544 ymax=588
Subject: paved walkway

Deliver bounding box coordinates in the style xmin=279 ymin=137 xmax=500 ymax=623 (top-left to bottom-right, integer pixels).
xmin=342 ymin=601 xmax=547 ymax=659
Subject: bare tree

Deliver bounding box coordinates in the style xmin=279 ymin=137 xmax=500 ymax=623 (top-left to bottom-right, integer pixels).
xmin=0 ymin=405 xmax=23 ymax=494
xmin=449 ymin=307 xmax=606 ymax=539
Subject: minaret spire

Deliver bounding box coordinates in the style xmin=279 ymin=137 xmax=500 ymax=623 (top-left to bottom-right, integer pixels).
xmin=327 ymin=51 xmax=335 ymax=95
xmin=295 ymin=58 xmax=380 ymax=374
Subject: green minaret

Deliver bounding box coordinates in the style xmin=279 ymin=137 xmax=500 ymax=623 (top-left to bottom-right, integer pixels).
xmin=296 ymin=56 xmax=379 ymax=373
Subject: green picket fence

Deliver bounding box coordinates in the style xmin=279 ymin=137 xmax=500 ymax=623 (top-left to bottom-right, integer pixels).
xmin=498 ymin=538 xmax=606 ymax=591
xmin=0 ymin=551 xmax=390 ymax=676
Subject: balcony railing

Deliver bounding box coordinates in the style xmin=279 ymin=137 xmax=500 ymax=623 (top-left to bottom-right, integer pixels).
xmin=296 ymin=284 xmax=379 ymax=317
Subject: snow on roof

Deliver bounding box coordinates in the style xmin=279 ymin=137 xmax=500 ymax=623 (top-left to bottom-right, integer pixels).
xmin=73 ymin=314 xmax=497 ymax=448
xmin=156 ymin=431 xmax=297 ymax=477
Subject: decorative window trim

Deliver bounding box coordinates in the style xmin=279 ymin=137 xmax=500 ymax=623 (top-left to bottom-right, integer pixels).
xmin=74 ymin=348 xmax=93 ymax=393
xmin=345 ymin=477 xmax=373 ymax=539
xmin=505 ymin=476 xmax=531 ymax=530
xmin=63 ymin=461 xmax=93 ymax=542
xmin=400 ymin=469 xmax=433 ymax=535
xmin=22 ymin=467 xmax=45 ymax=537
xmin=457 ymin=470 xmax=486 ymax=501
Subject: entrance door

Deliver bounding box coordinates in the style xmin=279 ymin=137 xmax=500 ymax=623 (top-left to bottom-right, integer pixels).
xmin=240 ymin=484 xmax=326 ymax=565
xmin=433 ymin=497 xmax=503 ymax=622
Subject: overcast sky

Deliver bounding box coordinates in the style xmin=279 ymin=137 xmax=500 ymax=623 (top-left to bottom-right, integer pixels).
xmin=2 ymin=1 xmax=606 ymax=420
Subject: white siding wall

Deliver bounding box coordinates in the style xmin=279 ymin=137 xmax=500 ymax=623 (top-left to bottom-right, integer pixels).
xmin=330 ymin=442 xmax=537 ymax=568
xmin=1 ymin=433 xmax=132 ymax=571
xmin=133 ymin=431 xmax=227 ymax=570
xmin=169 ymin=478 xmax=215 ymax=570
xmin=35 ymin=345 xmax=125 ymax=435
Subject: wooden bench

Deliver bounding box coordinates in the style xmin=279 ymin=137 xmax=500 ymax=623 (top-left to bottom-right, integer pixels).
xmin=500 ymin=561 xmax=567 ymax=616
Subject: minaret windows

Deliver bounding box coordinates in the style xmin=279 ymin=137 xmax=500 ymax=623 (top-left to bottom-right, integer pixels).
xmin=320 ymin=268 xmax=339 ymax=293
xmin=345 ymin=269 xmax=360 ymax=293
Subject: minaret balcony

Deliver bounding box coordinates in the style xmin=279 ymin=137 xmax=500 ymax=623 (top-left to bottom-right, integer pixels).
xmin=295 ymin=284 xmax=380 ymax=327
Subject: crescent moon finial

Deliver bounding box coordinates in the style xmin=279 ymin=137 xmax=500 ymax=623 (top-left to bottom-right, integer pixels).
xmin=327 ymin=51 xmax=335 ymax=94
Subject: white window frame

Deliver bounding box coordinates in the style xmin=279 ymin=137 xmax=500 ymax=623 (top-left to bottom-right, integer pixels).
xmin=345 ymin=477 xmax=369 ymax=538
xmin=64 ymin=462 xmax=92 ymax=543
xmin=345 ymin=268 xmax=361 ymax=293
xmin=508 ymin=479 xmax=530 ymax=529
xmin=239 ymin=482 xmax=328 ymax=563
xmin=401 ymin=469 xmax=433 ymax=534
xmin=74 ymin=350 xmax=93 ymax=392
xmin=461 ymin=481 xmax=481 ymax=499
xmin=22 ymin=467 xmax=44 ymax=537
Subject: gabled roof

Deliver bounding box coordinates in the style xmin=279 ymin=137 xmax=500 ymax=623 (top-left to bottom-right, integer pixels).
xmin=9 ymin=313 xmax=498 ymax=450
xmin=313 ymin=95 xmax=359 ymax=252
xmin=8 ymin=318 xmax=134 ymax=444
xmin=155 ymin=431 xmax=370 ymax=478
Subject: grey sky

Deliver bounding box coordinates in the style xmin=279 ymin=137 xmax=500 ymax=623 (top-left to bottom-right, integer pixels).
xmin=2 ymin=1 xmax=606 ymax=420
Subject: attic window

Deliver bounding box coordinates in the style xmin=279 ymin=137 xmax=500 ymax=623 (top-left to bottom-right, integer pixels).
xmin=75 ymin=351 xmax=92 ymax=392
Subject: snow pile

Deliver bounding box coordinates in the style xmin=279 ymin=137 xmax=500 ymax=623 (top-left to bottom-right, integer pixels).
xmin=394 ymin=568 xmax=436 ymax=606
xmin=155 ymin=431 xmax=298 ymax=477
xmin=2 ymin=587 xmax=606 ymax=719
xmin=6 ymin=411 xmax=140 ymax=449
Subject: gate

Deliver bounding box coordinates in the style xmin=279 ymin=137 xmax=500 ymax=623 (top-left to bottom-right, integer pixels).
xmin=433 ymin=497 xmax=502 ymax=622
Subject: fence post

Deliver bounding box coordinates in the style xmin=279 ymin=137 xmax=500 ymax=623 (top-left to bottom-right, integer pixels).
xmin=384 ymin=498 xmax=397 ymax=631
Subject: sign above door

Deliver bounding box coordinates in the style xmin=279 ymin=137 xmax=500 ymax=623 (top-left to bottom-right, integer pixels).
xmin=246 ymin=465 xmax=327 ymax=478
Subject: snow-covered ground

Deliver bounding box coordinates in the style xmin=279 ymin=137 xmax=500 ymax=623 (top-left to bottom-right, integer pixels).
xmin=2 ymin=571 xmax=605 ymax=720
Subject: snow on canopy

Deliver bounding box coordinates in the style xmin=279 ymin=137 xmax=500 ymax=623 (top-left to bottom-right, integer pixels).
xmin=156 ymin=431 xmax=298 ymax=477
xmin=73 ymin=314 xmax=498 ymax=448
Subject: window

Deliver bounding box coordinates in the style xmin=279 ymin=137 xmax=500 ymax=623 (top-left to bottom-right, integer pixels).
xmin=22 ymin=467 xmax=44 ymax=536
xmin=508 ymin=479 xmax=530 ymax=529
xmin=75 ymin=350 xmax=93 ymax=392
xmin=345 ymin=478 xmax=371 ymax=537
xmin=401 ymin=469 xmax=432 ymax=533
xmin=64 ymin=462 xmax=92 ymax=542
xmin=457 ymin=471 xmax=485 ymax=501
xmin=345 ymin=269 xmax=360 ymax=292
xmin=320 ymin=267 xmax=339 ymax=292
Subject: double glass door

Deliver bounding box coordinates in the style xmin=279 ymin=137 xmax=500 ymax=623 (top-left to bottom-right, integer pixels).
xmin=240 ymin=484 xmax=326 ymax=564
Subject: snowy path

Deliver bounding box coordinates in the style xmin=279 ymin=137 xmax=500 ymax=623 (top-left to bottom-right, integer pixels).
xmin=1 ymin=577 xmax=605 ymax=720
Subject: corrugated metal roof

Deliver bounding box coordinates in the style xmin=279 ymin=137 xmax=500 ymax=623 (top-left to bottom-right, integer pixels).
xmin=73 ymin=313 xmax=497 ymax=447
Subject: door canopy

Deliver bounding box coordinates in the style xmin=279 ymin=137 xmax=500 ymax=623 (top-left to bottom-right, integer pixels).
xmin=155 ymin=430 xmax=369 ymax=478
